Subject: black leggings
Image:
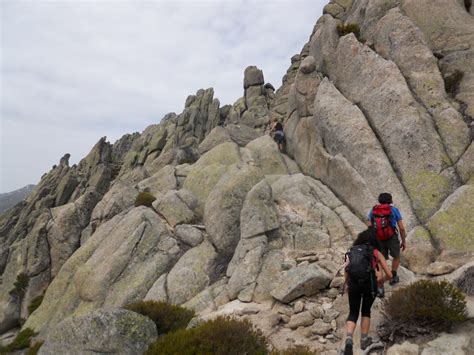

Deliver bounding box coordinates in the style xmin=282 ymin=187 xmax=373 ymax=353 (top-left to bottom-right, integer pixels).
xmin=347 ymin=279 xmax=375 ymax=323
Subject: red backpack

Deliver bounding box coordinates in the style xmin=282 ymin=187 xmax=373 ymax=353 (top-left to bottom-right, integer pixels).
xmin=371 ymin=204 xmax=395 ymax=240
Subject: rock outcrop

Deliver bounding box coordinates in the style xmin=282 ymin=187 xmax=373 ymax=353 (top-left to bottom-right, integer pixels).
xmin=0 ymin=0 xmax=473 ymax=353
xmin=39 ymin=309 xmax=157 ymax=355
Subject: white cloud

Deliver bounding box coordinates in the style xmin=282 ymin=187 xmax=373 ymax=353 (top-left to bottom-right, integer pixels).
xmin=1 ymin=0 xmax=326 ymax=192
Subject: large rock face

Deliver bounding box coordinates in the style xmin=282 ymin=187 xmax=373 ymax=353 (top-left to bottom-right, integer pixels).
xmin=23 ymin=207 xmax=180 ymax=336
xmin=1 ymin=1 xmax=473 ymax=353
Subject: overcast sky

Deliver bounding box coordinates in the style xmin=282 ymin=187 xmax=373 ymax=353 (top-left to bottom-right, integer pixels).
xmin=1 ymin=0 xmax=325 ymax=193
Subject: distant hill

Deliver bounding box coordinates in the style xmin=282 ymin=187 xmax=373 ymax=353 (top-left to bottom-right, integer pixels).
xmin=0 ymin=184 xmax=35 ymax=213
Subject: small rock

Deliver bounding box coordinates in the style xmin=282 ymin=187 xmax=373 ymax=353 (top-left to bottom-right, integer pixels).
xmin=296 ymin=255 xmax=319 ymax=263
xmin=387 ymin=341 xmax=419 ymax=355
xmin=318 ymin=337 xmax=327 ymax=344
xmin=331 ymin=319 xmax=337 ymax=331
xmin=311 ymin=319 xmax=332 ymax=335
xmin=288 ymin=311 xmax=315 ymax=329
xmin=267 ymin=313 xmax=281 ymax=327
xmin=298 ymin=260 xmax=310 ymax=267
xmin=274 ymin=303 xmax=294 ymax=316
xmin=238 ymin=284 xmax=256 ymax=303
xmin=427 ymin=262 xmax=456 ymax=276
xmin=281 ymin=315 xmax=290 ymax=323
xmin=298 ymin=327 xmax=313 ymax=338
xmin=322 ymin=302 xmax=332 ymax=311
xmin=214 ymin=292 xmax=230 ymax=307
xmin=323 ymin=309 xmax=340 ymax=323
xmin=327 ymin=288 xmax=339 ymax=299
xmin=330 ymin=277 xmax=345 ymax=288
xmin=299 ymin=56 xmax=317 ymax=74
xmin=326 ymin=334 xmax=335 ymax=339
xmin=308 ymin=304 xmax=324 ymax=318
xmin=294 ymin=300 xmax=305 ymax=313
xmin=175 ymin=224 xmax=203 ymax=247
xmin=241 ymin=304 xmax=261 ymax=315
xmin=282 ymin=259 xmax=296 ymax=270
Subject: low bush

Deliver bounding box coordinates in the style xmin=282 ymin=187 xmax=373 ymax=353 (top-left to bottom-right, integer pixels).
xmin=28 ymin=295 xmax=44 ymax=315
xmin=271 ymin=345 xmax=318 ymax=354
xmin=134 ymin=191 xmax=156 ymax=207
xmin=336 ymin=23 xmax=361 ymax=39
xmin=0 ymin=328 xmax=37 ymax=353
xmin=145 ymin=316 xmax=267 ymax=355
xmin=124 ymin=300 xmax=195 ymax=335
xmin=386 ymin=280 xmax=467 ymax=327
xmin=379 ymin=280 xmax=467 ymax=341
xmin=9 ymin=273 xmax=29 ymax=301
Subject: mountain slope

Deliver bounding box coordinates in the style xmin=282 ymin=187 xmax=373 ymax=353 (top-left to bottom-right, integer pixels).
xmin=0 ymin=0 xmax=472 ymax=353
xmin=0 ymin=185 xmax=35 ymax=214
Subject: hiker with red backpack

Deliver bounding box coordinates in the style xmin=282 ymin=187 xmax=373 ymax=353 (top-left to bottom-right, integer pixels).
xmin=342 ymin=229 xmax=392 ymax=355
xmin=368 ymin=192 xmax=407 ymax=289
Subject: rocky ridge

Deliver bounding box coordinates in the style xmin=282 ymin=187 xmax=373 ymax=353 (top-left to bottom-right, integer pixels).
xmin=0 ymin=0 xmax=473 ymax=354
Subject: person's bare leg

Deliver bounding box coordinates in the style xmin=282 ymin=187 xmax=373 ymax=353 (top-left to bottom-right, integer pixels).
xmin=392 ymin=256 xmax=400 ymax=272
xmin=344 ymin=320 xmax=356 ymax=353
xmin=360 ymin=316 xmax=374 ymax=350
xmin=360 ymin=317 xmax=370 ymax=334
xmin=346 ymin=320 xmax=356 ymax=334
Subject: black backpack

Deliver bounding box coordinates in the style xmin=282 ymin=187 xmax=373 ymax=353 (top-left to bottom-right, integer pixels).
xmin=345 ymin=244 xmax=375 ymax=284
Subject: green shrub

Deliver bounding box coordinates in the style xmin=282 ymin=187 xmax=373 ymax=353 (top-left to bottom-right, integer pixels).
xmin=9 ymin=273 xmax=29 ymax=300
xmin=271 ymin=345 xmax=318 ymax=354
xmin=146 ymin=316 xmax=268 ymax=355
xmin=336 ymin=23 xmax=361 ymax=39
xmin=0 ymin=328 xmax=37 ymax=353
xmin=124 ymin=300 xmax=195 ymax=335
xmin=386 ymin=280 xmax=467 ymax=329
xmin=28 ymin=295 xmax=44 ymax=315
xmin=444 ymin=70 xmax=464 ymax=96
xmin=26 ymin=341 xmax=44 ymax=355
xmin=134 ymin=191 xmax=156 ymax=207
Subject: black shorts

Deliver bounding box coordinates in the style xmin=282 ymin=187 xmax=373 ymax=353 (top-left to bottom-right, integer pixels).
xmin=378 ymin=235 xmax=400 ymax=259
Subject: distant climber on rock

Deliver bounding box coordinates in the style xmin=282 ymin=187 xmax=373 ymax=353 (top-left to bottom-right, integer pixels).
xmin=343 ymin=229 xmax=392 ymax=355
xmin=270 ymin=118 xmax=286 ymax=152
xmin=368 ymin=192 xmax=407 ymax=288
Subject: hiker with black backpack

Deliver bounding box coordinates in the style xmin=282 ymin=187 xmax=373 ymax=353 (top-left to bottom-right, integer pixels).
xmin=368 ymin=192 xmax=407 ymax=290
xmin=270 ymin=118 xmax=286 ymax=152
xmin=343 ymin=229 xmax=392 ymax=355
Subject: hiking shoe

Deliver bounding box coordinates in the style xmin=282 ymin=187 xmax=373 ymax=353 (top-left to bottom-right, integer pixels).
xmin=389 ymin=274 xmax=400 ymax=286
xmin=360 ymin=336 xmax=373 ymax=350
xmin=376 ymin=286 xmax=385 ymax=298
xmin=343 ymin=340 xmax=353 ymax=355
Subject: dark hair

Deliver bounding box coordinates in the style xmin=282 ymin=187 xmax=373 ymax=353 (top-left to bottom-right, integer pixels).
xmin=353 ymin=229 xmax=372 ymax=246
xmin=378 ymin=192 xmax=393 ymax=204
xmin=353 ymin=228 xmax=381 ymax=250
